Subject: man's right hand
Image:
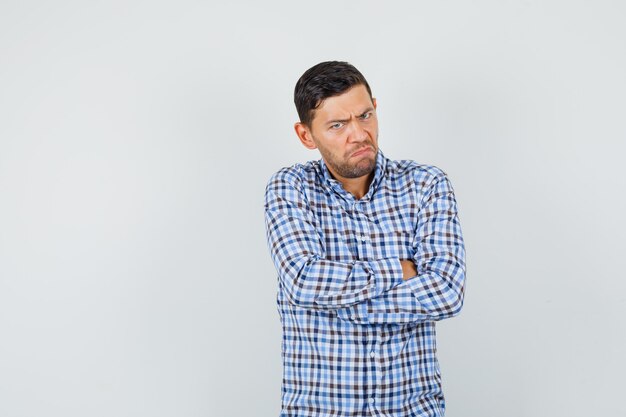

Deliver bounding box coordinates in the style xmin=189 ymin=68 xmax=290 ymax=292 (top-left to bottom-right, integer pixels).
xmin=400 ymin=260 xmax=418 ymax=281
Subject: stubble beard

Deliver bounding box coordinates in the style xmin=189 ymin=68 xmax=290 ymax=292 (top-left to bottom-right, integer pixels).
xmin=335 ymin=153 xmax=377 ymax=178
xmin=323 ymin=143 xmax=378 ymax=179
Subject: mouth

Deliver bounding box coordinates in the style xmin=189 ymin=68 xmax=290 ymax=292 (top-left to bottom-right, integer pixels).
xmin=351 ymin=146 xmax=374 ymax=158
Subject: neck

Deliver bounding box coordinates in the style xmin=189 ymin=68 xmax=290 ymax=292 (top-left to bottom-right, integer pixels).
xmin=332 ymin=171 xmax=375 ymax=200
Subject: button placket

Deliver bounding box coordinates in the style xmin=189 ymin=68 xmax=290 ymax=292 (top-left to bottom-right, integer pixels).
xmin=362 ymin=227 xmax=373 ymax=260
xmin=355 ymin=200 xmax=379 ymax=411
xmin=354 ymin=202 xmax=374 ymax=261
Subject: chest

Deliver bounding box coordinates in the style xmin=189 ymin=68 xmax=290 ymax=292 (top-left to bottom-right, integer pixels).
xmin=309 ymin=192 xmax=420 ymax=262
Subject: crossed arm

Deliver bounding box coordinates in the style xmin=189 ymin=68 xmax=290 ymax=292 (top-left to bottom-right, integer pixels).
xmin=264 ymin=168 xmax=465 ymax=325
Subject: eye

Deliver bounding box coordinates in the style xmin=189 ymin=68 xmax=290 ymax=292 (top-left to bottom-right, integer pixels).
xmin=330 ymin=122 xmax=343 ymax=130
xmin=360 ymin=112 xmax=372 ymax=120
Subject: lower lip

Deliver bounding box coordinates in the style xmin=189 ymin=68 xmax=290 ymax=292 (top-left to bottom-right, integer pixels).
xmin=352 ymin=147 xmax=373 ymax=158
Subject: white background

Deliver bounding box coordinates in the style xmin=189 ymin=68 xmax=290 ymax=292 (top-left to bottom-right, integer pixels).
xmin=1 ymin=1 xmax=625 ymax=416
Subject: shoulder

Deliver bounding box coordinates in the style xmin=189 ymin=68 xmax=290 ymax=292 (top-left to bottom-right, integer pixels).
xmin=384 ymin=157 xmax=448 ymax=186
xmin=264 ymin=160 xmax=323 ymax=202
xmin=266 ymin=160 xmax=321 ymax=188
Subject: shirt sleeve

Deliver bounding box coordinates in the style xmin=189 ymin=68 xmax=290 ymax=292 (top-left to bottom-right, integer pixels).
xmin=264 ymin=169 xmax=404 ymax=310
xmin=338 ymin=171 xmax=466 ymax=325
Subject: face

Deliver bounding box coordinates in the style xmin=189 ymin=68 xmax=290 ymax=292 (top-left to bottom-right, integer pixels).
xmin=295 ymin=84 xmax=378 ymax=180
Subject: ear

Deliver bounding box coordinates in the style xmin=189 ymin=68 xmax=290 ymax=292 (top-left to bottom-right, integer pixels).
xmin=372 ymin=97 xmax=377 ymax=109
xmin=294 ymin=122 xmax=317 ymax=150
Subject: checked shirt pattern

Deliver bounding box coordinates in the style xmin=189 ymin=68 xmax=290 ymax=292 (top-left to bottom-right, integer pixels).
xmin=264 ymin=150 xmax=466 ymax=417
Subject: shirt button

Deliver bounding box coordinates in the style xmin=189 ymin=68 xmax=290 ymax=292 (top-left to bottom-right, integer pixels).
xmin=370 ymin=351 xmax=376 ymax=358
xmin=368 ymin=397 xmax=375 ymax=405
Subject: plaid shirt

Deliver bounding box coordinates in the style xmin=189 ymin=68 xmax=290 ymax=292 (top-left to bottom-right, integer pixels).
xmin=264 ymin=150 xmax=466 ymax=417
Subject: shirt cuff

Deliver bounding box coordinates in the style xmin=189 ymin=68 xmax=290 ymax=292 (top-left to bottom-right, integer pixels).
xmin=369 ymin=257 xmax=404 ymax=295
xmin=335 ymin=258 xmax=404 ymax=324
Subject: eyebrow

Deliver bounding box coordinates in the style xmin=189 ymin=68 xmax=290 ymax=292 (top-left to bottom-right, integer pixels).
xmin=325 ymin=107 xmax=375 ymax=125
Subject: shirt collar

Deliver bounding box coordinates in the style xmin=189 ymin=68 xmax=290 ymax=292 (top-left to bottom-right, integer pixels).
xmin=319 ymin=149 xmax=387 ymax=200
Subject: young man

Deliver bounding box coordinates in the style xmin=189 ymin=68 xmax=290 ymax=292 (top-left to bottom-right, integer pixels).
xmin=264 ymin=61 xmax=466 ymax=417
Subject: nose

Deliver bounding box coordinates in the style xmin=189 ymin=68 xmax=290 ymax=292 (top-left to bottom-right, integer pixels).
xmin=348 ymin=119 xmax=368 ymax=142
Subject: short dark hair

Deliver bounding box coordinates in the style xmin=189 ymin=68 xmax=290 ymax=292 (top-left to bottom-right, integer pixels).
xmin=294 ymin=61 xmax=372 ymax=126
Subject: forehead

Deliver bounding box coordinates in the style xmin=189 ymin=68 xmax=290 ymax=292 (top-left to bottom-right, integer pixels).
xmin=313 ymin=85 xmax=373 ymax=121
